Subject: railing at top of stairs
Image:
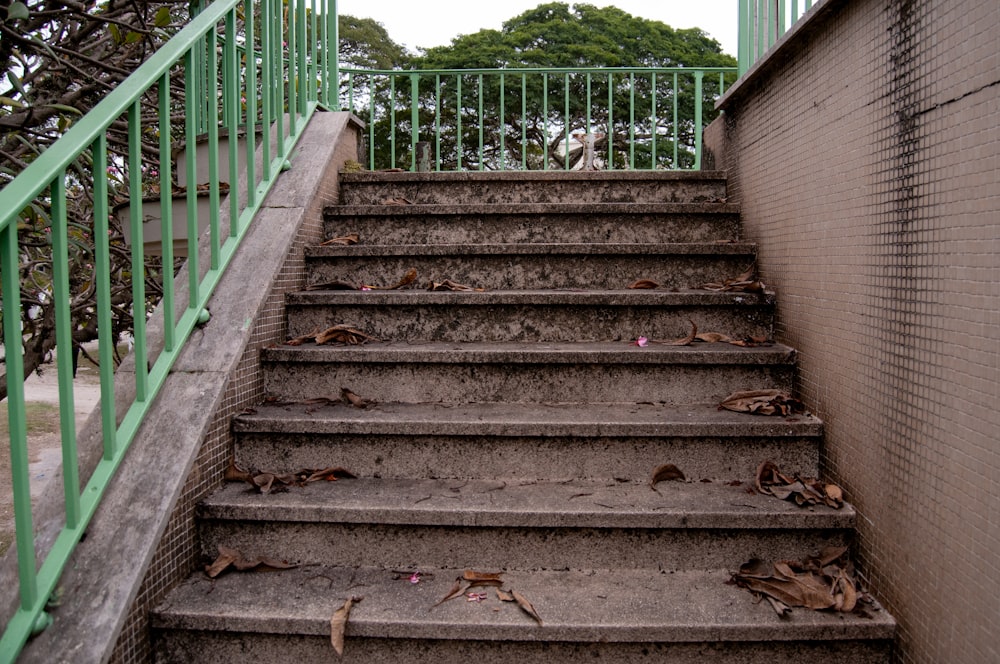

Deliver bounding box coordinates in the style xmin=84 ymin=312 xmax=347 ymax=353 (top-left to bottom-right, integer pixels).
xmin=0 ymin=0 xmax=336 ymax=658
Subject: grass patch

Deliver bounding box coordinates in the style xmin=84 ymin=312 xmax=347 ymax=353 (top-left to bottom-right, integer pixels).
xmin=0 ymin=401 xmax=62 ymax=438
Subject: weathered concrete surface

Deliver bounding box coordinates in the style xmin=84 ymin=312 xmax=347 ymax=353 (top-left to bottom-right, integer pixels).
xmin=324 ymin=202 xmax=741 ymax=244
xmin=152 ymin=566 xmax=894 ymax=663
xmin=285 ymin=289 xmax=775 ymax=342
xmin=11 ymin=111 xmax=361 ymax=664
xmin=339 ymin=170 xmax=728 ymax=205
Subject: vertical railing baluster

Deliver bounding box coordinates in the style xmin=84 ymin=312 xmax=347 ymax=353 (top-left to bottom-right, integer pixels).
xmin=92 ymin=134 xmax=116 ymax=460
xmin=629 ymin=72 xmax=635 ymax=170
xmin=435 ymin=74 xmax=441 ymax=171
xmin=542 ymin=73 xmax=548 ymax=170
xmin=245 ymin=4 xmax=258 ymax=211
xmin=184 ymin=50 xmax=200 ymax=310
xmin=456 ymin=74 xmax=462 ymax=170
xmin=521 ymin=73 xmax=527 ymax=169
xmin=207 ymin=27 xmax=221 ymax=269
xmin=499 ymin=73 xmax=505 ymax=171
xmin=651 ymin=72 xmax=657 ymax=168
xmin=158 ymin=74 xmax=175 ymax=353
xmin=411 ymin=72 xmax=419 ymax=171
xmin=672 ymin=72 xmax=679 ymax=169
xmin=1 ymin=216 xmax=35 ymax=612
xmin=563 ymin=72 xmax=570 ymax=170
xmin=224 ymin=10 xmax=240 ymax=235
xmin=390 ymin=75 xmax=397 ymax=167
xmin=126 ymin=103 xmax=148 ymax=404
xmin=477 ymin=74 xmax=484 ymax=170
xmin=607 ymin=72 xmax=613 ymax=169
xmin=693 ymin=70 xmax=704 ymax=170
xmin=50 ymin=175 xmax=82 ymax=530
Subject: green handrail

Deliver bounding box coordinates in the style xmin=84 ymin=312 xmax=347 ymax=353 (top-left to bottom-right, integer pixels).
xmin=341 ymin=66 xmax=736 ymax=172
xmin=738 ymin=0 xmax=814 ymax=75
xmin=0 ymin=0 xmax=336 ymax=658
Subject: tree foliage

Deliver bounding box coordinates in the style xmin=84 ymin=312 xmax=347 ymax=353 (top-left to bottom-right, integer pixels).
xmin=0 ymin=0 xmax=187 ymax=399
xmin=345 ymin=2 xmax=736 ymax=170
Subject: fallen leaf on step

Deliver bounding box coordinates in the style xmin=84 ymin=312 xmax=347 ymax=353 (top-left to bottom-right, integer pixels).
xmin=719 ymin=389 xmax=805 ymax=416
xmin=696 ymin=332 xmax=733 ymax=343
xmin=225 ymin=462 xmax=357 ymax=494
xmin=316 ymin=324 xmax=379 ymax=345
xmin=463 ymin=570 xmax=505 ymax=586
xmin=204 ymin=544 xmax=298 ymax=578
xmin=382 ymin=196 xmax=412 ymax=205
xmin=428 ymin=279 xmax=485 ymax=292
xmin=431 ymin=577 xmax=466 ymax=608
xmin=341 ymin=387 xmax=372 ymax=409
xmin=512 ymin=590 xmax=544 ymax=625
xmin=628 ymin=279 xmax=661 ymax=289
xmin=702 ymin=266 xmax=765 ymax=293
xmin=731 ymin=548 xmax=866 ymax=615
xmin=363 ymin=267 xmax=417 ymax=290
xmin=755 ymin=460 xmax=844 ymax=508
xmin=497 ymin=588 xmax=515 ymax=602
xmin=331 ymin=596 xmax=363 ymax=656
xmin=305 ymin=280 xmax=361 ymax=291
xmin=320 ymin=233 xmax=360 ymax=246
xmin=658 ymin=319 xmax=697 ymax=346
xmin=650 ymin=463 xmax=686 ymax=488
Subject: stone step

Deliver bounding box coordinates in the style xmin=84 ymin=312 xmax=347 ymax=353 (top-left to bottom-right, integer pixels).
xmin=260 ymin=342 xmax=797 ymax=405
xmin=304 ymin=242 xmax=756 ymax=291
xmin=338 ymin=170 xmax=729 ymax=206
xmin=195 ymin=478 xmax=855 ymax=571
xmin=152 ymin=566 xmax=894 ymax=663
xmin=284 ymin=289 xmax=774 ymax=343
xmin=323 ymin=202 xmax=741 ymax=245
xmin=232 ymin=401 xmax=822 ymax=481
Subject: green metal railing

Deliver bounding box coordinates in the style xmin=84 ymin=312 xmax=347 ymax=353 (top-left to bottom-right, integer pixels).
xmin=738 ymin=0 xmax=815 ymax=75
xmin=0 ymin=0 xmax=336 ymax=658
xmin=342 ymin=66 xmax=736 ymax=172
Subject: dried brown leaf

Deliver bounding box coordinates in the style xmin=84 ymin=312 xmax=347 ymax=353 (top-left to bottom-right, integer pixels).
xmin=511 ymin=590 xmax=543 ymax=625
xmin=364 ymin=267 xmax=417 ymax=291
xmin=320 ymin=233 xmax=360 ymax=246
xmin=205 ymin=545 xmax=297 ymax=578
xmin=650 ymin=463 xmax=686 ymax=488
xmin=331 ymin=596 xmax=363 ymax=657
xmin=628 ymin=279 xmax=661 ymax=289
xmin=382 ymin=196 xmax=412 ymax=205
xmin=719 ymin=389 xmax=805 ymax=416
xmin=302 ymin=466 xmax=358 ymax=483
xmin=315 ymin=324 xmax=379 ymax=346
xmin=695 ymin=332 xmax=732 ymax=343
xmin=496 ymin=588 xmax=515 ymax=602
xmin=463 ymin=570 xmax=504 ymax=584
xmin=341 ymin=387 xmax=371 ymax=409
xmin=427 ymin=279 xmax=485 ymax=292
xmin=305 ymin=280 xmax=361 ymax=291
xmin=755 ymin=461 xmax=844 ymax=509
xmin=659 ymin=319 xmax=697 ymax=346
xmin=431 ymin=578 xmax=466 ymax=608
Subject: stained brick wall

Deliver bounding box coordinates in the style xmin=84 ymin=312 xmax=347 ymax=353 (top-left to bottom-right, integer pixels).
xmin=714 ymin=1 xmax=999 ymax=662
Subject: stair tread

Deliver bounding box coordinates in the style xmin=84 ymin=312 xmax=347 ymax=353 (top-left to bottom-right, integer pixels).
xmin=261 ymin=340 xmax=797 ymax=365
xmin=306 ymin=241 xmax=756 ymax=257
xmin=325 ymin=202 xmax=739 ymax=215
xmin=234 ymin=401 xmax=821 ymax=438
xmin=153 ymin=564 xmax=894 ymax=643
xmin=199 ymin=477 xmax=853 ymax=530
xmin=287 ymin=288 xmax=774 ymax=306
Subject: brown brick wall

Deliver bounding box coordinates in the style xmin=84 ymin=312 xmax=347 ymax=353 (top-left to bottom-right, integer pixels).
xmin=716 ymin=1 xmax=999 ymax=663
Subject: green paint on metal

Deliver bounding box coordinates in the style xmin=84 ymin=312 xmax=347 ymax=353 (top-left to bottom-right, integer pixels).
xmin=0 ymin=0 xmax=337 ymax=657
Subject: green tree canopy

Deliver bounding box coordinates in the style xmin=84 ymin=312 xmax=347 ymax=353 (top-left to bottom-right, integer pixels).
xmin=348 ymin=3 xmax=735 ymax=170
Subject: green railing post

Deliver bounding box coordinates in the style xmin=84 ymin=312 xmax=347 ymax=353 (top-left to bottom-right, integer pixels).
xmin=693 ymin=70 xmax=704 ymax=170
xmin=410 ymin=72 xmax=420 ymax=171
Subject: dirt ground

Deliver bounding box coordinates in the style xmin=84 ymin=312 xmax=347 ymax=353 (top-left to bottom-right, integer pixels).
xmin=0 ymin=363 xmax=101 ymax=556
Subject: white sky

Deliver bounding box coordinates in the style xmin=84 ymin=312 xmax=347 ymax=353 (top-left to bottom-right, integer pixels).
xmin=336 ymin=0 xmax=739 ymax=58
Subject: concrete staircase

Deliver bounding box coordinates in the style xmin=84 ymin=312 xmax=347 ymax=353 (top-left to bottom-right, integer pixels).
xmin=151 ymin=171 xmax=895 ymax=662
